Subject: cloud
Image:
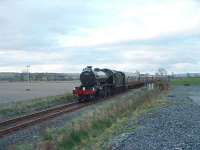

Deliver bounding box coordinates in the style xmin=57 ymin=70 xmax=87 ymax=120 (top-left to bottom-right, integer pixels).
xmin=0 ymin=64 xmax=65 ymax=73
xmin=57 ymin=0 xmax=200 ymax=47
xmin=170 ymin=62 xmax=200 ymax=73
xmin=0 ymin=49 xmax=81 ymax=72
xmin=0 ymin=49 xmax=70 ymax=66
xmin=0 ymin=0 xmax=199 ymax=73
xmin=0 ymin=0 xmax=98 ymax=50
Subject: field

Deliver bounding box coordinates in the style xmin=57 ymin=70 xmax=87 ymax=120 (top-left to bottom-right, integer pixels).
xmin=171 ymin=77 xmax=200 ymax=85
xmin=0 ymin=80 xmax=80 ymax=104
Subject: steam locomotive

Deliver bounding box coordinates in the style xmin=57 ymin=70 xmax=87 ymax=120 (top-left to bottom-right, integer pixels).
xmin=73 ymin=66 xmax=152 ymax=101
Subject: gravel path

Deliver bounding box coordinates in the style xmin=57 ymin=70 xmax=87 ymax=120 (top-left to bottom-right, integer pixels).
xmin=112 ymin=86 xmax=200 ymax=150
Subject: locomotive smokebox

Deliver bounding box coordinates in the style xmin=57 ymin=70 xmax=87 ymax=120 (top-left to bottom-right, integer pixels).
xmin=80 ymin=66 xmax=96 ymax=86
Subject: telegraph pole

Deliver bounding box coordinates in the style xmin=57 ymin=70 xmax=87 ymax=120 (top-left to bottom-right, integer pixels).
xmin=26 ymin=65 xmax=31 ymax=91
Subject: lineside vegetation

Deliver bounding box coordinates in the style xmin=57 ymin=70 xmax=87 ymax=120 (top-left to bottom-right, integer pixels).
xmin=14 ymin=87 xmax=169 ymax=150
xmin=0 ymin=93 xmax=75 ymax=120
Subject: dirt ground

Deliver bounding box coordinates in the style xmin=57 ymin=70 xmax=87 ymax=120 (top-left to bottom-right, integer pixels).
xmin=0 ymin=80 xmax=80 ymax=104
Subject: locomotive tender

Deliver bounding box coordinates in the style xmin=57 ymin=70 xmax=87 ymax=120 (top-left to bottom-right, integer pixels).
xmin=73 ymin=66 xmax=148 ymax=101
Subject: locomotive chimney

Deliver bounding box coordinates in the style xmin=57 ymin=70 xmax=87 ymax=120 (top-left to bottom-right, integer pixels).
xmin=87 ymin=66 xmax=92 ymax=69
xmin=86 ymin=66 xmax=93 ymax=71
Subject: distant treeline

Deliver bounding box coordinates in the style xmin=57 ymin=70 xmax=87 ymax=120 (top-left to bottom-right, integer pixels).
xmin=0 ymin=73 xmax=80 ymax=81
xmin=172 ymin=73 xmax=200 ymax=78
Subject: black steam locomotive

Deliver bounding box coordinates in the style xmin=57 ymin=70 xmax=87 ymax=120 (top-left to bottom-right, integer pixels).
xmin=73 ymin=66 xmax=148 ymax=101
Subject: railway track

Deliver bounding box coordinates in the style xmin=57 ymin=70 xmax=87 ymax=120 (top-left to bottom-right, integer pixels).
xmin=0 ymin=101 xmax=91 ymax=137
xmin=0 ymin=86 xmax=147 ymax=138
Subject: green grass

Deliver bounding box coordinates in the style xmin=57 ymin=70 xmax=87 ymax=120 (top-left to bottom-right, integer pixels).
xmin=0 ymin=93 xmax=75 ymax=119
xmin=171 ymin=77 xmax=200 ymax=86
xmin=58 ymin=119 xmax=113 ymax=150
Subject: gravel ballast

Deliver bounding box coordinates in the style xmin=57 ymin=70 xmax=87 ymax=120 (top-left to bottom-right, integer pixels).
xmin=111 ymin=86 xmax=200 ymax=150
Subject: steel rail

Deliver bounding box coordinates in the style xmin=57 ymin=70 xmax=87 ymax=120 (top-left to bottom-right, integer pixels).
xmin=0 ymin=101 xmax=91 ymax=137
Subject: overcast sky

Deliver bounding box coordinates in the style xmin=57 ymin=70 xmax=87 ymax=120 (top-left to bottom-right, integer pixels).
xmin=0 ymin=0 xmax=199 ymax=73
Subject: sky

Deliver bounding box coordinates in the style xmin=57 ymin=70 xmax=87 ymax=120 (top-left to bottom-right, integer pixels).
xmin=0 ymin=0 xmax=200 ymax=74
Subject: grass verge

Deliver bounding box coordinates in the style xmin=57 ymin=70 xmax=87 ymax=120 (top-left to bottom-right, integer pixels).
xmin=87 ymin=95 xmax=169 ymax=149
xmin=0 ymin=93 xmax=75 ymax=119
xmin=13 ymin=88 xmax=169 ymax=150
xmin=171 ymin=77 xmax=200 ymax=86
